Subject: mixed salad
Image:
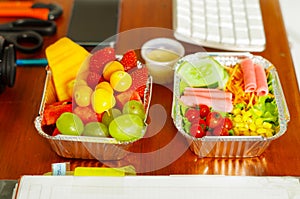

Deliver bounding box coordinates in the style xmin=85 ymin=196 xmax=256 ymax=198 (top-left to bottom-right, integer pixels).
xmin=175 ymin=54 xmax=279 ymax=138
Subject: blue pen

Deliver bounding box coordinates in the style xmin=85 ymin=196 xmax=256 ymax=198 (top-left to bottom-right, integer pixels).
xmin=16 ymin=58 xmax=48 ymax=66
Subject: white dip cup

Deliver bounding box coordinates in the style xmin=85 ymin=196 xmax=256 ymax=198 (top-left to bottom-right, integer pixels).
xmin=141 ymin=38 xmax=185 ymax=84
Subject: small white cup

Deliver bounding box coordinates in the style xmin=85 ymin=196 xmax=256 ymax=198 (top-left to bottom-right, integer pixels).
xmin=141 ymin=38 xmax=185 ymax=84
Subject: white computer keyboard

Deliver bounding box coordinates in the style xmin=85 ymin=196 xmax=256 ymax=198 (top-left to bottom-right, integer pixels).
xmin=173 ymin=0 xmax=266 ymax=52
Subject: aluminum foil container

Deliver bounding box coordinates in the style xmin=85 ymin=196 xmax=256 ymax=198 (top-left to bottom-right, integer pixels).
xmin=172 ymin=52 xmax=290 ymax=158
xmin=34 ymin=68 xmax=152 ymax=160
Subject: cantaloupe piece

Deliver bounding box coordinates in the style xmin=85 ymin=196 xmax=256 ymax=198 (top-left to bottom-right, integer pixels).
xmin=46 ymin=37 xmax=91 ymax=101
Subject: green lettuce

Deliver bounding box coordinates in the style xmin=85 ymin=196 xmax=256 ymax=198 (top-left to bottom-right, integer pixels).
xmin=252 ymin=95 xmax=279 ymax=126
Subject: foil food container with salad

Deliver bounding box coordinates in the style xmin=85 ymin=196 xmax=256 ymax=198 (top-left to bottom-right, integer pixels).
xmin=171 ymin=52 xmax=290 ymax=158
xmin=34 ymin=68 xmax=152 ymax=160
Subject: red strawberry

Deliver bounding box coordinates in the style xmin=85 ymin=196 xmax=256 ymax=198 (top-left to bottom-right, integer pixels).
xmin=120 ymin=50 xmax=138 ymax=71
xmin=73 ymin=106 xmax=98 ymax=124
xmin=89 ymin=47 xmax=116 ymax=74
xmin=86 ymin=71 xmax=103 ymax=89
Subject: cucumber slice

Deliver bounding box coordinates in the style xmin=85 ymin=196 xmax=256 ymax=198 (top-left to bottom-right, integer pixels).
xmin=177 ymin=56 xmax=229 ymax=89
xmin=179 ymin=80 xmax=189 ymax=95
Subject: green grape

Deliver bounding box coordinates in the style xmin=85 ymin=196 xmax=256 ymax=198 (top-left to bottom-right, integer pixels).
xmin=56 ymin=112 xmax=84 ymax=136
xmin=82 ymin=122 xmax=109 ymax=137
xmin=102 ymin=108 xmax=122 ymax=126
xmin=109 ymin=114 xmax=145 ymax=141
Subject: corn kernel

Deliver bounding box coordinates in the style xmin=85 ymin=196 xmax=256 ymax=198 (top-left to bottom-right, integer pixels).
xmin=244 ymin=131 xmax=250 ymax=136
xmin=239 ymin=127 xmax=248 ymax=132
xmin=233 ymin=108 xmax=241 ymax=115
xmin=242 ymin=115 xmax=249 ymax=122
xmin=255 ymin=118 xmax=264 ymax=126
xmin=234 ymin=115 xmax=242 ymax=122
xmin=247 ymin=118 xmax=253 ymax=124
xmin=262 ymin=122 xmax=272 ymax=129
xmin=244 ymin=111 xmax=252 ymax=118
xmin=250 ymin=131 xmax=258 ymax=136
xmin=257 ymin=128 xmax=267 ymax=134
xmin=235 ymin=122 xmax=244 ymax=128
xmin=249 ymin=123 xmax=256 ymax=131
xmin=233 ymin=127 xmax=240 ymax=135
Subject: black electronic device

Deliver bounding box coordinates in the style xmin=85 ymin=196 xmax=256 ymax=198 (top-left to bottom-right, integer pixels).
xmin=67 ymin=0 xmax=120 ymax=47
xmin=0 ymin=36 xmax=16 ymax=94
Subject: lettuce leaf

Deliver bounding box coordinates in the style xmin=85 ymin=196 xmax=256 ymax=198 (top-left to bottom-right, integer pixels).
xmin=252 ymin=95 xmax=279 ymax=126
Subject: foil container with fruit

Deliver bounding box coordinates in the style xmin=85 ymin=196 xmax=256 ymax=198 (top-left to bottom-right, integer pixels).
xmin=34 ymin=38 xmax=152 ymax=160
xmin=34 ymin=69 xmax=152 ymax=160
xmin=171 ymin=52 xmax=290 ymax=158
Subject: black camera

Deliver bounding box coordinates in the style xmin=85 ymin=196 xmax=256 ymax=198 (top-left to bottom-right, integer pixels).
xmin=0 ymin=36 xmax=16 ymax=93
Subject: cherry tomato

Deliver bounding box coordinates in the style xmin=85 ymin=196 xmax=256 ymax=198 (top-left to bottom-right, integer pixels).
xmin=199 ymin=119 xmax=207 ymax=130
xmin=190 ymin=123 xmax=206 ymax=138
xmin=205 ymin=128 xmax=214 ymax=136
xmin=185 ymin=108 xmax=200 ymax=123
xmin=213 ymin=126 xmax=229 ymax=136
xmin=221 ymin=128 xmax=229 ymax=136
xmin=223 ymin=117 xmax=233 ymax=130
xmin=206 ymin=111 xmax=223 ymax=129
xmin=198 ymin=104 xmax=210 ymax=118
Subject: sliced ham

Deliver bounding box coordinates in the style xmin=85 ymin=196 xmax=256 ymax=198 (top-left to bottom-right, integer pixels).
xmin=184 ymin=87 xmax=233 ymax=101
xmin=185 ymin=87 xmax=229 ymax=93
xmin=254 ymin=64 xmax=268 ymax=96
xmin=181 ymin=87 xmax=234 ymax=112
xmin=180 ymin=95 xmax=233 ymax=112
xmin=241 ymin=58 xmax=257 ymax=92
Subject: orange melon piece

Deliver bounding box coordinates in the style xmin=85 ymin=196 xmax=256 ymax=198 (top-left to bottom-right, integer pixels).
xmin=46 ymin=37 xmax=91 ymax=101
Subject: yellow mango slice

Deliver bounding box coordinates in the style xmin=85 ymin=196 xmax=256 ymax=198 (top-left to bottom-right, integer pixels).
xmin=46 ymin=37 xmax=91 ymax=101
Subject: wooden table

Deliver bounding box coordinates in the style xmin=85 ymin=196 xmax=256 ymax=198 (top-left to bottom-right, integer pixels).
xmin=0 ymin=0 xmax=299 ymax=179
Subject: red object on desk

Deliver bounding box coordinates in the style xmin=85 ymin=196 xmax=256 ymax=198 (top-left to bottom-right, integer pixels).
xmin=0 ymin=1 xmax=62 ymax=20
xmin=0 ymin=2 xmax=48 ymax=20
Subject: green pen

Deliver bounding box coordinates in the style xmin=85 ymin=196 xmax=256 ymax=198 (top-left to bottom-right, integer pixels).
xmin=16 ymin=58 xmax=48 ymax=66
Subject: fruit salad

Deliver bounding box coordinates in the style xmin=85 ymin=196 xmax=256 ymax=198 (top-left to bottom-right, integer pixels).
xmin=42 ymin=38 xmax=151 ymax=142
xmin=173 ymin=53 xmax=280 ymax=139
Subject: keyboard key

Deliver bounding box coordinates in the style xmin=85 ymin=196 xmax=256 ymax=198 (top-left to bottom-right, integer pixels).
xmin=231 ymin=0 xmax=244 ymax=5
xmin=221 ymin=28 xmax=235 ymax=44
xmin=250 ymin=29 xmax=265 ymax=45
xmin=206 ymin=16 xmax=219 ymax=26
xmin=206 ymin=24 xmax=220 ymax=42
xmin=245 ymin=0 xmax=260 ymax=9
xmin=235 ymin=30 xmax=250 ymax=45
xmin=218 ymin=0 xmax=231 ymax=8
xmin=246 ymin=7 xmax=262 ymax=19
xmin=249 ymin=18 xmax=264 ymax=28
xmin=192 ymin=25 xmax=206 ymax=40
xmin=206 ymin=0 xmax=218 ymax=8
xmin=192 ymin=0 xmax=204 ymax=7
xmin=220 ymin=16 xmax=234 ymax=28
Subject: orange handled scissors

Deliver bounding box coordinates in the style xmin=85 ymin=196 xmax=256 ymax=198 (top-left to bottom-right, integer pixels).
xmin=0 ymin=1 xmax=63 ymax=20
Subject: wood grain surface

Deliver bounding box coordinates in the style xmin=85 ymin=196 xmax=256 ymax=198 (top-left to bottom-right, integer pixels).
xmin=0 ymin=0 xmax=299 ymax=179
